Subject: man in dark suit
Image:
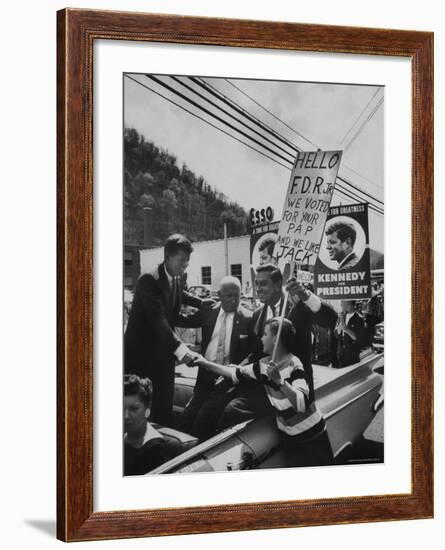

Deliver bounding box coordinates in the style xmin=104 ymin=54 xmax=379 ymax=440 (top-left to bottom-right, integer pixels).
xmin=220 ymin=264 xmax=338 ymax=427
xmin=325 ymin=221 xmax=360 ymax=271
xmin=124 ymin=234 xmax=213 ymax=426
xmin=334 ymin=300 xmax=367 ymax=367
xmin=178 ymin=276 xmax=256 ymax=440
xmin=286 ymin=278 xmax=338 ymax=400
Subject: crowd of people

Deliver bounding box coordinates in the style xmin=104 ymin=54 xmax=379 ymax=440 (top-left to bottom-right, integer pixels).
xmin=123 ymin=233 xmax=384 ymax=475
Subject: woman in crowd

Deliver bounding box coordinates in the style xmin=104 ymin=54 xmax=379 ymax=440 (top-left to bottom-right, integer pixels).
xmin=124 ymin=374 xmax=177 ymax=475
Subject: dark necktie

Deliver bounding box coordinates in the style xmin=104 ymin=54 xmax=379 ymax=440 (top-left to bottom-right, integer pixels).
xmin=171 ymin=276 xmax=181 ymax=311
xmin=271 ymin=300 xmax=280 ymax=318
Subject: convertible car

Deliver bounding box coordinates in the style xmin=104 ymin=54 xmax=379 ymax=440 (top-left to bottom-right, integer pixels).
xmin=149 ymin=350 xmax=384 ymax=474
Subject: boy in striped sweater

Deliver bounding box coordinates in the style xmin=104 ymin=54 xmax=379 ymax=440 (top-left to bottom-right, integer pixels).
xmin=194 ymin=317 xmax=334 ymax=467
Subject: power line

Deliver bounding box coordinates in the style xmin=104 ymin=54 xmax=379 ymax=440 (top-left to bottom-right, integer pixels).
xmin=169 ymin=75 xmax=296 ymax=160
xmin=339 ymin=88 xmax=382 ymax=145
xmin=125 ymin=75 xmax=291 ymax=170
xmin=343 ymin=97 xmax=384 ymax=152
xmin=340 ymin=164 xmax=383 ymax=193
xmin=191 ymin=77 xmax=383 ymax=207
xmin=127 ymin=74 xmax=384 ymax=216
xmin=224 ymin=78 xmax=320 ymax=149
xmin=334 ymin=187 xmax=383 ymax=216
xmin=337 ymin=174 xmax=383 ymax=206
xmin=145 ymin=75 xmax=295 ymax=166
xmin=335 ymin=182 xmax=383 ymax=215
xmin=218 ymin=78 xmax=383 ymax=203
xmin=336 ymin=178 xmax=383 ymax=213
xmin=194 ymin=77 xmax=298 ymax=155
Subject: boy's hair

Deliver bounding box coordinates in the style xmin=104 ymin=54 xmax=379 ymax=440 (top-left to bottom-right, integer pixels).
xmin=124 ymin=374 xmax=153 ymax=408
xmin=164 ymin=233 xmax=193 ymax=257
xmin=264 ymin=317 xmax=296 ymax=353
xmin=256 ymin=263 xmax=283 ymax=285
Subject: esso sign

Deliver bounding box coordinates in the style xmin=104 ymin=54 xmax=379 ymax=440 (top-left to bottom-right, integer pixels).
xmin=250 ymin=206 xmax=274 ymax=226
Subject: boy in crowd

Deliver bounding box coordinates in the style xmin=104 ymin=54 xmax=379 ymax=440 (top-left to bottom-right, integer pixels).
xmin=194 ymin=318 xmax=334 ymax=468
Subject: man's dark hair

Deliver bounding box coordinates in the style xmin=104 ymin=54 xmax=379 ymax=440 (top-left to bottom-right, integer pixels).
xmin=258 ymin=237 xmax=276 ymax=256
xmin=264 ymin=318 xmax=296 ymax=353
xmin=164 ymin=234 xmax=193 ymax=257
xmin=256 ymin=263 xmax=283 ymax=285
xmin=325 ymin=222 xmax=357 ymax=246
xmin=124 ymin=374 xmax=153 ymax=408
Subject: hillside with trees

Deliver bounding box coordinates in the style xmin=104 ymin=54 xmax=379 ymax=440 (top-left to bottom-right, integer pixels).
xmin=124 ymin=127 xmax=249 ymax=247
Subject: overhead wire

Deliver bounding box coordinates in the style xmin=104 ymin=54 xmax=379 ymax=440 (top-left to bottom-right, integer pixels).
xmin=168 ymin=75 xmax=296 ymax=160
xmin=126 ymin=73 xmax=383 ymax=216
xmin=145 ymin=74 xmax=295 ymax=165
xmin=125 ymin=75 xmax=291 ymax=170
xmin=338 ymin=87 xmax=382 ymax=145
xmin=224 ymin=78 xmax=320 ymax=150
xmin=220 ymin=77 xmax=384 ymax=199
xmin=193 ymin=77 xmax=383 ymax=207
xmin=343 ymin=97 xmax=384 ymax=152
xmin=193 ymin=77 xmax=299 ymax=155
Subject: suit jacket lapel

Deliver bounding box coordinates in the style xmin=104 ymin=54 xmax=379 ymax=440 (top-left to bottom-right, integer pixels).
xmin=284 ymin=295 xmax=293 ymax=317
xmin=158 ymin=264 xmax=171 ymax=311
xmin=254 ymin=304 xmax=267 ymax=336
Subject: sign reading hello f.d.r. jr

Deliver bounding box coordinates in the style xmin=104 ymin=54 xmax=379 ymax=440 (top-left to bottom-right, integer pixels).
xmin=275 ymin=150 xmax=342 ymax=267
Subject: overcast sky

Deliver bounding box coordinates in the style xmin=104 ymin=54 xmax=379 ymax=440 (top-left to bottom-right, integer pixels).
xmin=124 ymin=74 xmax=384 ymax=252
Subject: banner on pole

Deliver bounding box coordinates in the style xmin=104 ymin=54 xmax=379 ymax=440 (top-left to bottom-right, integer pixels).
xmin=274 ymin=150 xmax=342 ymax=267
xmin=314 ymin=203 xmax=372 ymax=300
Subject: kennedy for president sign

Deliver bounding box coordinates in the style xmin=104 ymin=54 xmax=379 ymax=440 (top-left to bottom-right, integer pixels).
xmin=314 ymin=203 xmax=372 ymax=300
xmin=275 ymin=150 xmax=341 ymax=267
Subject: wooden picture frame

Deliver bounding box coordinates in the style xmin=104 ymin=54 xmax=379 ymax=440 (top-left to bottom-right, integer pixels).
xmin=57 ymin=8 xmax=433 ymax=542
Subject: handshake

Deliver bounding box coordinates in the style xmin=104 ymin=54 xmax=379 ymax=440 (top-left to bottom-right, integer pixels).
xmin=182 ymin=351 xmax=208 ymax=368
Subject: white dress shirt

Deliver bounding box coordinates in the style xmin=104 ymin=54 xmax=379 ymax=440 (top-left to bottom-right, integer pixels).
xmin=265 ymin=295 xmax=285 ymax=321
xmin=345 ymin=312 xmax=354 ymax=326
xmin=205 ymin=308 xmax=235 ymax=363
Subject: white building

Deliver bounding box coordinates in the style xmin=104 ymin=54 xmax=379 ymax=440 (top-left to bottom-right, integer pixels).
xmin=140 ymin=235 xmax=252 ymax=292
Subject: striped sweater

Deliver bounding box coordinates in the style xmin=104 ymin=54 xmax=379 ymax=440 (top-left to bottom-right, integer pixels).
xmin=233 ymin=354 xmax=326 ymax=441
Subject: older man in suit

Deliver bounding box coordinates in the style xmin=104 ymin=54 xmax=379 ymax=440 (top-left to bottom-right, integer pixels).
xmin=124 ymin=234 xmax=213 ymax=426
xmin=178 ymin=276 xmax=255 ymax=440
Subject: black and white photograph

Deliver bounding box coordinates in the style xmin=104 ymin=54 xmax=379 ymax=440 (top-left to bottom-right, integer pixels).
xmin=122 ymin=73 xmax=385 ymax=476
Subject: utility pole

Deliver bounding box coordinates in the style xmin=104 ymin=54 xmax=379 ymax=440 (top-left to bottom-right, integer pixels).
xmin=224 ymin=222 xmax=229 ymax=276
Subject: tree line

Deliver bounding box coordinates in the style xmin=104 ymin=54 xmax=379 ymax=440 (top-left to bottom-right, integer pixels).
xmin=124 ymin=127 xmax=249 ymax=247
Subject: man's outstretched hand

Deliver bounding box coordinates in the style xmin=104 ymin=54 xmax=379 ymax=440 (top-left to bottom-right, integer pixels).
xmin=182 ymin=350 xmax=201 ymax=367
xmin=193 ymin=355 xmax=211 ymax=368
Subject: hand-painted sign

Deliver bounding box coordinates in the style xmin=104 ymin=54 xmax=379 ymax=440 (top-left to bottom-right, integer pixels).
xmin=275 ymin=150 xmax=341 ymax=267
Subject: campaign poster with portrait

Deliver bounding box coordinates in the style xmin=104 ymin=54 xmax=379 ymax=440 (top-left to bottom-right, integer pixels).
xmin=250 ymin=220 xmax=314 ymax=284
xmin=250 ymin=219 xmax=279 ymax=268
xmin=314 ymin=203 xmax=371 ymax=300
